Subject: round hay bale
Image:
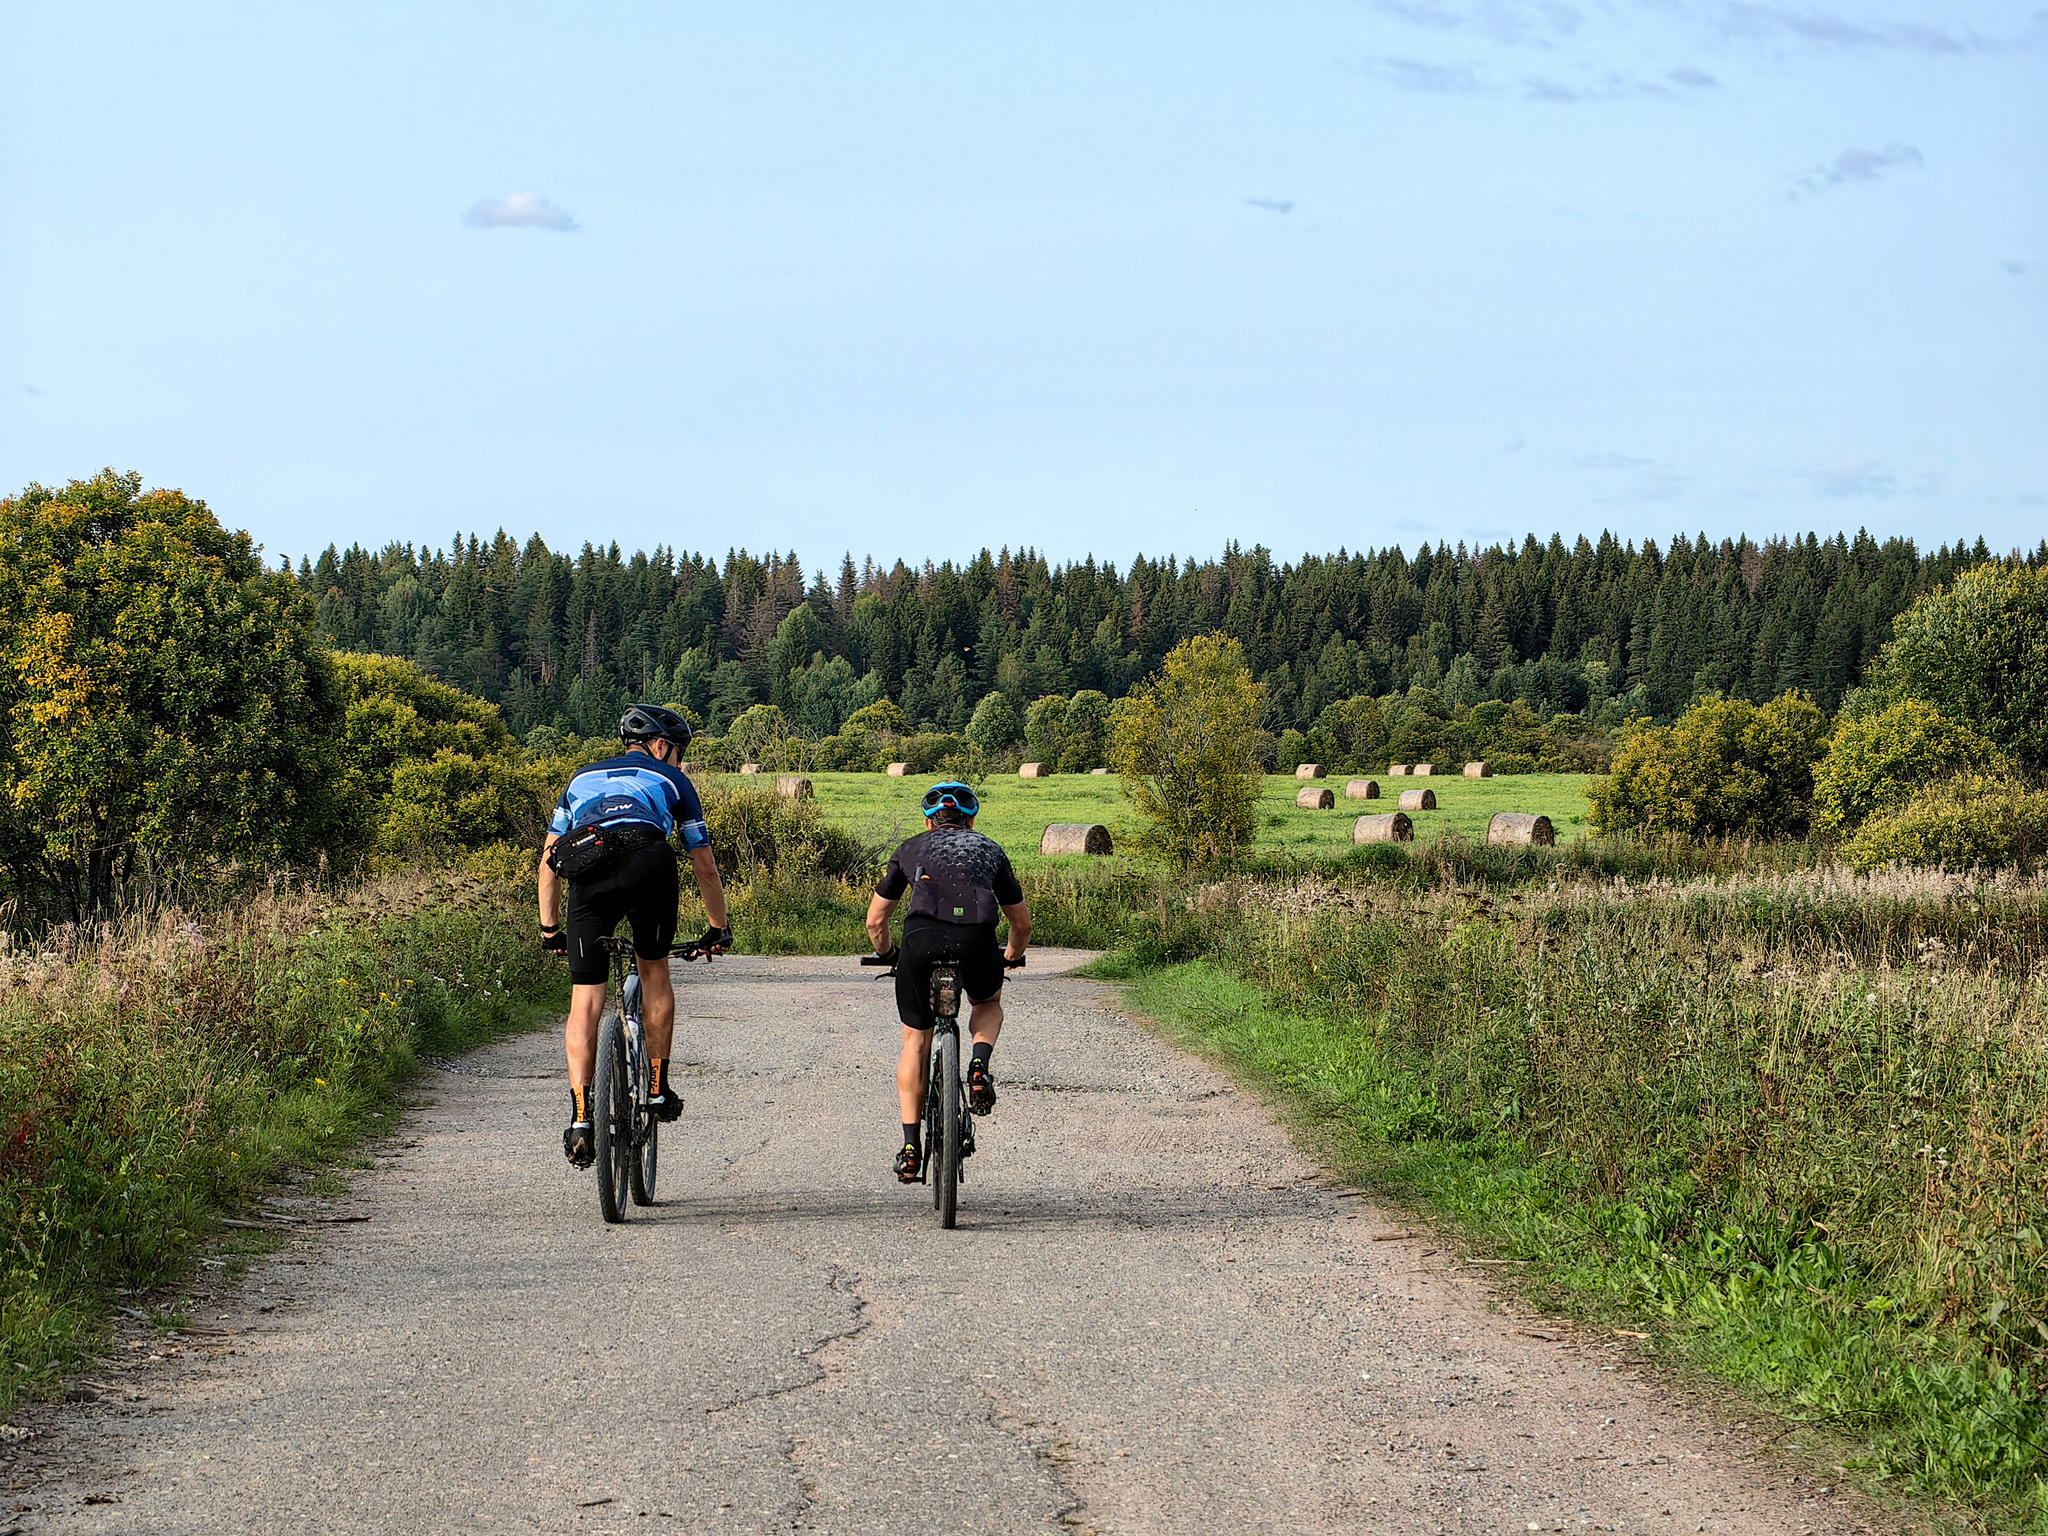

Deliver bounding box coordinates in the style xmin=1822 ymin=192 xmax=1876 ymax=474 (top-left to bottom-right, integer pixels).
xmin=1397 ymin=787 xmax=1437 ymax=812
xmin=1413 ymin=762 xmax=1435 ymax=777
xmin=1040 ymin=823 xmax=1114 ymax=856
xmin=884 ymin=762 xmax=910 ymax=776
xmin=1463 ymin=760 xmax=1492 ymax=778
xmin=1294 ymin=763 xmax=1325 ymax=779
xmin=1018 ymin=762 xmax=1051 ymax=778
xmin=1388 ymin=764 xmax=1410 ymax=776
xmin=1353 ymin=812 xmax=1414 ymax=844
xmin=739 ymin=762 xmax=762 ymax=775
xmin=1344 ymin=778 xmax=1379 ymax=800
xmin=1089 ymin=766 xmax=1110 ymax=775
xmin=1487 ymin=812 xmax=1555 ymax=847
xmin=1295 ymin=786 xmax=1336 ymax=810
xmin=774 ymin=775 xmax=814 ymax=801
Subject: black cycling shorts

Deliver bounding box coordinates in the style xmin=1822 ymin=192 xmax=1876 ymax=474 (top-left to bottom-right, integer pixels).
xmin=895 ymin=916 xmax=1005 ymax=1029
xmin=564 ymin=839 xmax=679 ymax=985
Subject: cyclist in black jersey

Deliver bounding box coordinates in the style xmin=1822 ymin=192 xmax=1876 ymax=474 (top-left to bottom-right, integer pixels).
xmin=866 ymin=781 xmax=1031 ymax=1183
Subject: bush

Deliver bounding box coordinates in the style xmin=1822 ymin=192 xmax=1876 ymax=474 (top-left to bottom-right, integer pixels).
xmin=1843 ymin=775 xmax=2048 ymax=873
xmin=1879 ymin=561 xmax=2048 ymax=774
xmin=1587 ymin=692 xmax=1830 ymax=840
xmin=1813 ymin=699 xmax=2011 ymax=835
xmin=1058 ymin=689 xmax=1110 ymax=772
xmin=695 ymin=779 xmax=873 ymax=884
xmin=1109 ymin=635 xmax=1265 ymax=866
xmin=965 ymin=691 xmax=1020 ymax=754
xmin=1024 ymin=695 xmax=1066 ymax=764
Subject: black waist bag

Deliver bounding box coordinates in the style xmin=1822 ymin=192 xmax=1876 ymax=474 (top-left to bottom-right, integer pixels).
xmin=547 ymin=821 xmax=665 ymax=881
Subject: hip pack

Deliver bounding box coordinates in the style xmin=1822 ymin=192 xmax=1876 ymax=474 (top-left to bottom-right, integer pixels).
xmin=546 ymin=821 xmax=665 ymax=881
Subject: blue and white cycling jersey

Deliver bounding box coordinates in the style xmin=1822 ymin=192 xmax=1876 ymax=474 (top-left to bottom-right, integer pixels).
xmin=548 ymin=753 xmax=711 ymax=850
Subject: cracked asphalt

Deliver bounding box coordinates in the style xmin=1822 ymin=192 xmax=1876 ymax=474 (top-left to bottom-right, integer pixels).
xmin=6 ymin=950 xmax=1871 ymax=1535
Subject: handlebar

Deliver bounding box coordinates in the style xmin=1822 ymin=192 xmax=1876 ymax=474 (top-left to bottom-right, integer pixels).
xmin=860 ymin=953 xmax=895 ymax=968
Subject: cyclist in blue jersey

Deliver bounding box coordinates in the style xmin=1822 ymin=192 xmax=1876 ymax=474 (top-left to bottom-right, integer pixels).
xmin=538 ymin=704 xmax=732 ymax=1168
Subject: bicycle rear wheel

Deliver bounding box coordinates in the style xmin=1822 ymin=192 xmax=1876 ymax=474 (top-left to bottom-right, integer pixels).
xmin=935 ymin=1029 xmax=961 ymax=1229
xmin=630 ymin=1055 xmax=658 ymax=1207
xmin=592 ymin=1016 xmax=632 ymax=1224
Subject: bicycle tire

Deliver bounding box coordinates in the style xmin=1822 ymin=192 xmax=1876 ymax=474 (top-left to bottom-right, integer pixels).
xmin=630 ymin=1048 xmax=658 ymax=1207
xmin=936 ymin=1029 xmax=961 ymax=1229
xmin=592 ymin=1015 xmax=631 ymax=1224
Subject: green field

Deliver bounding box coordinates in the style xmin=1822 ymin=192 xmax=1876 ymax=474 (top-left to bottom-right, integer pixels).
xmin=794 ymin=769 xmax=1594 ymax=867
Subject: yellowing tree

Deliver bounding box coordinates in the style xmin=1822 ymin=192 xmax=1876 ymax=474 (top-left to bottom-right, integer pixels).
xmin=1109 ymin=635 xmax=1265 ymax=866
xmin=0 ymin=472 xmax=348 ymax=919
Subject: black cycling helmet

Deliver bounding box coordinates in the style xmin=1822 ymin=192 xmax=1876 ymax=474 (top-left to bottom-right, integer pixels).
xmin=922 ymin=781 xmax=979 ymax=819
xmin=619 ymin=703 xmax=694 ymax=751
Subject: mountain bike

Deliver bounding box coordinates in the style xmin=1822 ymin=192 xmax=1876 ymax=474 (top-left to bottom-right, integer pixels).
xmin=863 ymin=948 xmax=1025 ymax=1230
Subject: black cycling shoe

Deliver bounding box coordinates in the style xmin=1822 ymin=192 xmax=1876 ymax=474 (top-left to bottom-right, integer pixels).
xmin=968 ymin=1060 xmax=996 ymax=1116
xmin=894 ymin=1142 xmax=923 ymax=1183
xmin=649 ymin=1085 xmax=685 ymax=1124
xmin=563 ymin=1122 xmax=595 ymax=1169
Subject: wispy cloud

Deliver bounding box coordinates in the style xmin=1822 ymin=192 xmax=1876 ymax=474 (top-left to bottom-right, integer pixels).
xmin=1393 ymin=516 xmax=1437 ymax=532
xmin=1713 ymin=3 xmax=2003 ymax=55
xmin=464 ymin=192 xmax=579 ymax=231
xmin=1246 ymin=197 xmax=1296 ymax=213
xmin=1666 ymin=65 xmax=1719 ymax=88
xmin=16 ymin=384 xmax=41 ymax=397
xmin=2004 ymin=259 xmax=2041 ymax=277
xmin=1791 ymin=143 xmax=1923 ymax=198
xmin=1808 ymin=460 xmax=1898 ymax=497
xmin=1355 ymin=56 xmax=1490 ymax=93
xmin=1574 ymin=451 xmax=1654 ymax=468
xmin=1369 ymin=0 xmax=1583 ymax=46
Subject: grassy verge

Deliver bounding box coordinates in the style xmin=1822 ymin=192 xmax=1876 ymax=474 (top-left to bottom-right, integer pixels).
xmin=0 ymin=870 xmax=565 ymax=1414
xmin=1086 ymin=865 xmax=2048 ymax=1533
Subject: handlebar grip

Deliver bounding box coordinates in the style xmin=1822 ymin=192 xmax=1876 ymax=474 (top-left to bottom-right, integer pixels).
xmin=1004 ymin=954 xmax=1026 ymax=969
xmin=859 ymin=954 xmax=894 ymax=967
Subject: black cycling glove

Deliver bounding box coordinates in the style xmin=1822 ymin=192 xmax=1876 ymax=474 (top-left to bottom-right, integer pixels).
xmin=539 ymin=924 xmax=566 ymax=956
xmin=679 ymin=924 xmax=733 ymax=960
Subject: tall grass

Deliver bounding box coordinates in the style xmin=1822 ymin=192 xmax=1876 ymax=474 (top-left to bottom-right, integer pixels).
xmin=0 ymin=870 xmax=563 ymax=1412
xmin=1101 ymin=860 xmax=2048 ymax=1527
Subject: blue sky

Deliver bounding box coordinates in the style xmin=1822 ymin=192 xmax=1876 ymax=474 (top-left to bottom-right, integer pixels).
xmin=3 ymin=1 xmax=2042 ymax=568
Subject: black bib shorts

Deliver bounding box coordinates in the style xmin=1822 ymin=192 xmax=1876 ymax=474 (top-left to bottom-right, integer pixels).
xmin=895 ymin=915 xmax=1006 ymax=1030
xmin=564 ymin=838 xmax=679 ymax=985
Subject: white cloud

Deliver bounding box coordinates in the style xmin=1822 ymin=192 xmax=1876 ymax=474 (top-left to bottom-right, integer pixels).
xmin=1791 ymin=143 xmax=1923 ymax=197
xmin=1574 ymin=451 xmax=1654 ymax=468
xmin=464 ymin=192 xmax=579 ymax=231
xmin=1247 ymin=197 xmax=1296 ymax=213
xmin=1355 ymin=56 xmax=1490 ymax=93
xmin=2003 ymin=259 xmax=2040 ymax=276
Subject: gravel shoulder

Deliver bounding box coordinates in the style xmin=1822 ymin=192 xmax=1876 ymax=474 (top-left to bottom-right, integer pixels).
xmin=2 ymin=951 xmax=1875 ymax=1535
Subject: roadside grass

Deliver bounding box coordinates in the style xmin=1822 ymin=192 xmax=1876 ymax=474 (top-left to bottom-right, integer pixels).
xmin=1088 ymin=866 xmax=2048 ymax=1534
xmin=0 ymin=870 xmax=564 ymax=1415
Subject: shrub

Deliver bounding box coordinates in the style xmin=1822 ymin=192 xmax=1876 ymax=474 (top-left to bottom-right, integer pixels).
xmin=1813 ymin=699 xmax=2011 ymax=835
xmin=377 ymin=749 xmax=559 ymax=862
xmin=966 ymin=691 xmax=1021 ymax=754
xmin=1843 ymin=775 xmax=2048 ymax=874
xmin=1058 ymin=690 xmax=1110 ymax=772
xmin=1024 ymin=695 xmax=1066 ymax=764
xmin=1879 ymin=562 xmax=2048 ymax=774
xmin=695 ymin=780 xmax=873 ymax=883
xmin=1587 ymin=691 xmax=1830 ymax=839
xmin=1109 ymin=635 xmax=1265 ymax=866
xmin=0 ymin=472 xmax=350 ymax=920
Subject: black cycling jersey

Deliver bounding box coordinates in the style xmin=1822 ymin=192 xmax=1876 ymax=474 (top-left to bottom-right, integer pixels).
xmin=875 ymin=827 xmax=1024 ymax=927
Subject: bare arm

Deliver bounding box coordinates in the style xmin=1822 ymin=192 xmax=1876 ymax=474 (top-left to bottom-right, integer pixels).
xmin=537 ymin=833 xmax=564 ymax=928
xmin=689 ymin=845 xmax=730 ymax=930
xmin=866 ymin=892 xmax=899 ymax=954
xmin=1001 ymin=900 xmax=1031 ymax=961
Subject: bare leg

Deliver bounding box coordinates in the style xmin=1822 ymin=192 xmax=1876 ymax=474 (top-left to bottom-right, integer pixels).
xmin=637 ymin=955 xmax=675 ymax=1059
xmin=563 ymin=983 xmax=607 ymax=1091
xmin=896 ymin=1026 xmax=934 ymax=1125
xmin=966 ymin=993 xmax=1004 ymax=1050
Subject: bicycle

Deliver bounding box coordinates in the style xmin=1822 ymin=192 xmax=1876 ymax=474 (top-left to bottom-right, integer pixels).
xmin=863 ymin=947 xmax=1024 ymax=1230
xmin=587 ymin=936 xmax=661 ymax=1223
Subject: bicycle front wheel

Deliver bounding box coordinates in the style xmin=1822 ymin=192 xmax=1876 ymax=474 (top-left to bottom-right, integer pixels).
xmin=592 ymin=1016 xmax=632 ymax=1224
xmin=935 ymin=1030 xmax=961 ymax=1229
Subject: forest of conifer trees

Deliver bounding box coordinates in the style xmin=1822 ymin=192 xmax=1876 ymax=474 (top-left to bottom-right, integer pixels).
xmin=297 ymin=529 xmax=2041 ymax=744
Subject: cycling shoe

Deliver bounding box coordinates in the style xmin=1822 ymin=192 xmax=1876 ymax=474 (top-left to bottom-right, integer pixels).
xmin=968 ymin=1060 xmax=996 ymax=1116
xmin=894 ymin=1142 xmax=923 ymax=1183
xmin=649 ymin=1085 xmax=685 ymax=1124
xmin=563 ymin=1122 xmax=595 ymax=1169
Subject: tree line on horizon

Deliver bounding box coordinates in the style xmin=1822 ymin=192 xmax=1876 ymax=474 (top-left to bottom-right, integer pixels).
xmin=296 ymin=527 xmax=2041 ymax=742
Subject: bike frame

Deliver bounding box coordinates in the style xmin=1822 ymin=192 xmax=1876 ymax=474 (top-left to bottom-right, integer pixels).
xmin=921 ymin=962 xmax=974 ymax=1193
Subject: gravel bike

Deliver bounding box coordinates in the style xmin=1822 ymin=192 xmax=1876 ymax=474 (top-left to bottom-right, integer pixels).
xmin=864 ymin=948 xmax=1024 ymax=1229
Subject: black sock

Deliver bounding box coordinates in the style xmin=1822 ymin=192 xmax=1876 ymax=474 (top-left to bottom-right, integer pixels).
xmin=971 ymin=1041 xmax=994 ymax=1070
xmin=902 ymin=1122 xmax=921 ymax=1149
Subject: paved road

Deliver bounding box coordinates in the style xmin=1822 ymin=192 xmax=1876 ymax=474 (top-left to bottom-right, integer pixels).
xmin=6 ymin=951 xmax=1868 ymax=1535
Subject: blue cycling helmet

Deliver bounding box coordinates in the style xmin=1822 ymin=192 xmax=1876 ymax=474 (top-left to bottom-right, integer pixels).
xmin=922 ymin=781 xmax=979 ymax=819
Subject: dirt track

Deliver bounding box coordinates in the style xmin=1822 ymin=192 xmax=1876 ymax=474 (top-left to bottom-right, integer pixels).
xmin=3 ymin=950 xmax=1869 ymax=1534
